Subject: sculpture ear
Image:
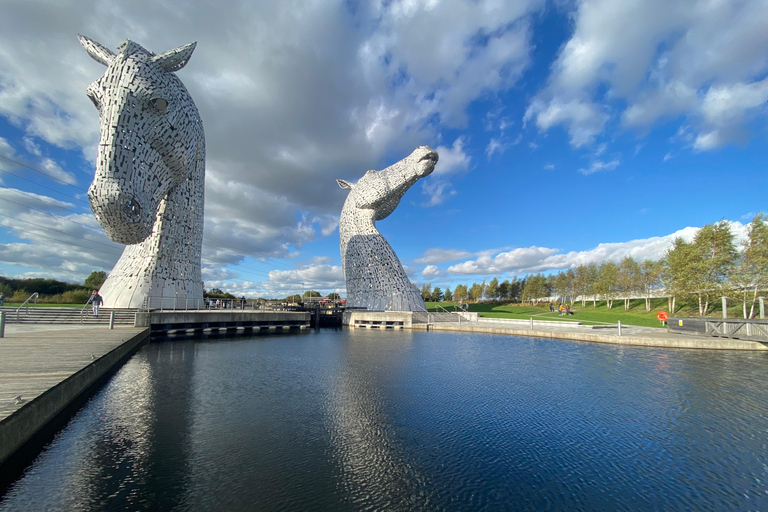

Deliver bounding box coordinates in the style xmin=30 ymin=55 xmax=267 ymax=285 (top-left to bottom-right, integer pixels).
xmin=78 ymin=34 xmax=115 ymax=66
xmin=337 ymin=179 xmax=354 ymax=190
xmin=152 ymin=42 xmax=197 ymax=72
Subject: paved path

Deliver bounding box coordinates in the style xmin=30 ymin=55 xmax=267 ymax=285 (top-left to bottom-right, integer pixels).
xmin=413 ymin=318 xmax=768 ymax=351
xmin=0 ymin=325 xmax=148 ymax=424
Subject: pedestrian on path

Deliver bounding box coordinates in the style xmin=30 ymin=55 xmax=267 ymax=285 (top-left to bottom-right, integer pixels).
xmin=89 ymin=290 xmax=103 ymax=318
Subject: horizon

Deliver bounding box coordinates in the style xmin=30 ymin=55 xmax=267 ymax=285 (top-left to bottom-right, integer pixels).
xmin=0 ymin=0 xmax=766 ymax=298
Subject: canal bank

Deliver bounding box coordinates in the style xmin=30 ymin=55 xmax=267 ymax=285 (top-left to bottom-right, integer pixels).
xmin=0 ymin=325 xmax=149 ymax=483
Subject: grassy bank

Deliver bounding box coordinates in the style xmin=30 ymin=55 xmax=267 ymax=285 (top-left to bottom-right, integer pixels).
xmin=426 ymin=297 xmax=754 ymax=328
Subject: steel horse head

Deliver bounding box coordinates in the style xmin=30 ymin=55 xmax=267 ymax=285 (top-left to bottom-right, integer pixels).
xmin=79 ymin=35 xmax=205 ymax=308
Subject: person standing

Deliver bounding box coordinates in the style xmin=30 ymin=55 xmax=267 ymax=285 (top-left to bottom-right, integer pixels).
xmin=90 ymin=290 xmax=103 ymax=318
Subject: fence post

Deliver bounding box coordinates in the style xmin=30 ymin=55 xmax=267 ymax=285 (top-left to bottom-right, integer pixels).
xmin=760 ymin=297 xmax=765 ymax=319
xmin=109 ymin=311 xmax=115 ymax=330
xmin=0 ymin=311 xmax=5 ymax=338
xmin=618 ymin=321 xmax=622 ymax=336
xmin=722 ymin=297 xmax=727 ymax=319
xmin=530 ymin=317 xmax=533 ymax=329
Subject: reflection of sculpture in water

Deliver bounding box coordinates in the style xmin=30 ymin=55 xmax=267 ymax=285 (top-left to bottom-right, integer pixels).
xmin=79 ymin=35 xmax=205 ymax=308
xmin=337 ymin=146 xmax=438 ymax=311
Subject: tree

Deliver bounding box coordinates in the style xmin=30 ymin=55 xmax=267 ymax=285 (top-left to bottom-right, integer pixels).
xmin=616 ymin=257 xmax=641 ymax=311
xmin=639 ymin=260 xmax=663 ymax=312
xmin=596 ymin=262 xmax=619 ymax=309
xmin=498 ymin=280 xmax=510 ymax=302
xmin=692 ymin=221 xmax=737 ymax=316
xmin=327 ymin=292 xmax=340 ymax=300
xmin=485 ymin=277 xmax=499 ymax=301
xmin=431 ymin=287 xmax=444 ymax=302
xmin=469 ymin=281 xmax=484 ymax=302
xmin=733 ymin=213 xmax=768 ymax=318
xmin=84 ymin=271 xmax=108 ymax=290
xmin=444 ymin=287 xmax=453 ymax=302
xmin=421 ymin=283 xmax=432 ymax=301
xmin=303 ymin=290 xmax=321 ymax=297
xmin=454 ymin=284 xmax=468 ymax=302
xmin=285 ymin=294 xmax=301 ymax=303
xmin=663 ymin=237 xmax=697 ymax=314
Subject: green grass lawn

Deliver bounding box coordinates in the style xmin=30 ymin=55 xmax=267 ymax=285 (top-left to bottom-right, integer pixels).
xmin=425 ymin=297 xmax=715 ymax=328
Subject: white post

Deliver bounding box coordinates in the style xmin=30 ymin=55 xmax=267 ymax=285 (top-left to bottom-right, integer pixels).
xmin=760 ymin=297 xmax=765 ymax=319
xmin=722 ymin=296 xmax=727 ymax=319
xmin=530 ymin=317 xmax=533 ymax=329
xmin=618 ymin=321 xmax=622 ymax=336
xmin=109 ymin=311 xmax=115 ymax=330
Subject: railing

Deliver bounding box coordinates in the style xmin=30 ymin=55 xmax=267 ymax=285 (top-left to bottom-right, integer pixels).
xmin=669 ymin=317 xmax=768 ymax=343
xmin=141 ymin=296 xmax=255 ymax=312
xmin=16 ymin=292 xmax=39 ymax=321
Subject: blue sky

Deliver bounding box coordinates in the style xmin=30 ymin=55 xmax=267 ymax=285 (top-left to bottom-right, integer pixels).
xmin=0 ymin=0 xmax=766 ymax=298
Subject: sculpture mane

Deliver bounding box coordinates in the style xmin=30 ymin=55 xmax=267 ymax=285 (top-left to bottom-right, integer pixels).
xmin=337 ymin=146 xmax=438 ymax=311
xmin=79 ymin=35 xmax=205 ymax=308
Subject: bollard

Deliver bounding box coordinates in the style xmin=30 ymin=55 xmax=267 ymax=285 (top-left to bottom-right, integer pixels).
xmin=530 ymin=317 xmax=533 ymax=329
xmin=722 ymin=296 xmax=727 ymax=319
xmin=760 ymin=297 xmax=765 ymax=319
xmin=0 ymin=311 xmax=4 ymax=338
xmin=109 ymin=311 xmax=115 ymax=330
xmin=618 ymin=320 xmax=622 ymax=336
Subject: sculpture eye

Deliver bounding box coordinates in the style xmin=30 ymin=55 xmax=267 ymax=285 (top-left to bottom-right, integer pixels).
xmin=150 ymin=97 xmax=168 ymax=113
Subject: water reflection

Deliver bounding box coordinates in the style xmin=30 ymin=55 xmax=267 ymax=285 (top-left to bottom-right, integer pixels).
xmin=1 ymin=330 xmax=767 ymax=511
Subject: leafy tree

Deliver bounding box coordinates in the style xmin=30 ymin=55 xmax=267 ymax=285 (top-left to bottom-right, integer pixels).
xmin=733 ymin=213 xmax=768 ymax=318
xmin=444 ymin=287 xmax=453 ymax=302
xmin=616 ymin=257 xmax=641 ymax=311
xmin=421 ymin=283 xmax=432 ymax=301
xmin=303 ymin=290 xmax=321 ymax=297
xmin=84 ymin=271 xmax=108 ymax=290
xmin=521 ymin=273 xmax=550 ymax=305
xmin=327 ymin=292 xmax=341 ymax=300
xmin=596 ymin=262 xmax=619 ymax=309
xmin=498 ymin=280 xmax=510 ymax=302
xmin=692 ymin=221 xmax=737 ymax=316
xmin=509 ymin=277 xmax=524 ymax=303
xmin=469 ymin=281 xmax=485 ymax=302
xmin=431 ymin=287 xmax=444 ymax=302
xmin=285 ymin=294 xmax=301 ymax=303
xmin=639 ymin=259 xmax=663 ymax=312
xmin=485 ymin=277 xmax=499 ymax=301
xmin=453 ymin=284 xmax=468 ymax=302
xmin=663 ymin=237 xmax=696 ymax=314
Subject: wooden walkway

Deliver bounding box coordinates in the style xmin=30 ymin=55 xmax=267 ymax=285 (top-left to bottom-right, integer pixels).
xmin=0 ymin=325 xmax=149 ymax=465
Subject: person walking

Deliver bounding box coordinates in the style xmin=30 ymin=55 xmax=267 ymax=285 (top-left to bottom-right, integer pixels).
xmin=89 ymin=290 xmax=103 ymax=318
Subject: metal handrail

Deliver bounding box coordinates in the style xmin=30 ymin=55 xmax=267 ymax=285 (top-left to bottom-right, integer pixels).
xmin=16 ymin=292 xmax=39 ymax=320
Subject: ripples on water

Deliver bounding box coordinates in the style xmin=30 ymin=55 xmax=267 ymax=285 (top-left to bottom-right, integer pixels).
xmin=2 ymin=329 xmax=767 ymax=511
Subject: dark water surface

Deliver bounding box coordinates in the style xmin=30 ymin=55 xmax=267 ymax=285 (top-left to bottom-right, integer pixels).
xmin=2 ymin=329 xmax=768 ymax=511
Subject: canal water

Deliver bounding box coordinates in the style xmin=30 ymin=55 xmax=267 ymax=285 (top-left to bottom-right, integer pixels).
xmin=1 ymin=329 xmax=767 ymax=511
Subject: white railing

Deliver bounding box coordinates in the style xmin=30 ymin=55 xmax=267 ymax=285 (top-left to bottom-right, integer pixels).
xmin=16 ymin=292 xmax=39 ymax=321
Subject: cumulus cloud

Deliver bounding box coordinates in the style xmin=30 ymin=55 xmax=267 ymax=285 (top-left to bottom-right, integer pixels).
xmin=577 ymin=158 xmax=620 ymax=176
xmin=526 ymin=0 xmax=768 ymax=150
xmin=414 ymin=247 xmax=473 ymax=264
xmin=442 ymin=222 xmax=750 ymax=278
xmin=421 ymin=264 xmax=441 ymax=279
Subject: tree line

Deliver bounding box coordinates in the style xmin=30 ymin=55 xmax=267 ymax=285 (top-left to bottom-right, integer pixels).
xmin=422 ymin=214 xmax=768 ymax=319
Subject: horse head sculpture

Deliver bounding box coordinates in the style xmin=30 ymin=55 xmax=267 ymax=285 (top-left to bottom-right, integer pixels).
xmin=337 ymin=146 xmax=438 ymax=311
xmin=80 ymin=35 xmax=205 ymax=308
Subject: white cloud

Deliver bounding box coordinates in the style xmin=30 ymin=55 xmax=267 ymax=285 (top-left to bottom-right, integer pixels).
xmin=414 ymin=248 xmax=473 ymax=265
xmin=442 ymin=222 xmax=751 ymax=277
xmin=421 ymin=264 xmax=441 ymax=279
xmin=526 ymin=0 xmax=768 ymax=150
xmin=578 ymin=159 xmax=620 ymax=176
xmin=421 ymin=136 xmax=471 ymax=206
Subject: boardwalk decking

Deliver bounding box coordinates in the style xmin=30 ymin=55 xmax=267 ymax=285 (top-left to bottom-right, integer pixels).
xmin=0 ymin=325 xmax=149 ymax=466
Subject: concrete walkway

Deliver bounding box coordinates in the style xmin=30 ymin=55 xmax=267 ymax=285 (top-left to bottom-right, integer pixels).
xmin=0 ymin=325 xmax=149 ymax=465
xmin=412 ymin=318 xmax=768 ymax=351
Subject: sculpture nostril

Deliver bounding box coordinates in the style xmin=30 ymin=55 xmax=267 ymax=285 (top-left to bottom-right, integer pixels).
xmin=122 ymin=197 xmax=142 ymax=224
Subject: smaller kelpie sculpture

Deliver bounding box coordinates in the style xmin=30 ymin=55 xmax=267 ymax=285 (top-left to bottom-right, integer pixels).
xmin=337 ymin=146 xmax=438 ymax=311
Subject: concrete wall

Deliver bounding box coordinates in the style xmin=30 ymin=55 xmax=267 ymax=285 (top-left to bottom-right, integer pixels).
xmin=135 ymin=310 xmax=309 ymax=327
xmin=343 ymin=311 xmax=413 ymax=328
